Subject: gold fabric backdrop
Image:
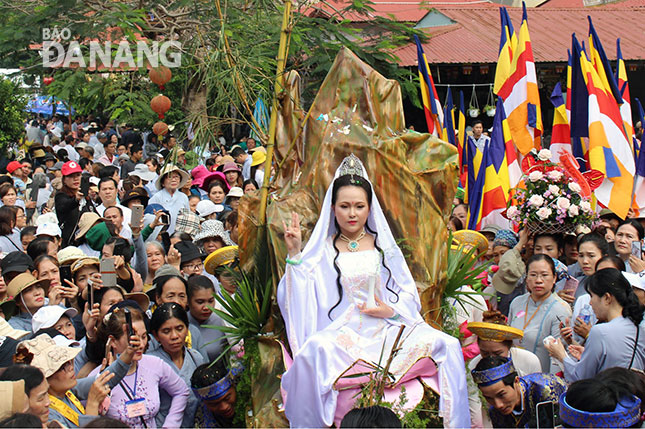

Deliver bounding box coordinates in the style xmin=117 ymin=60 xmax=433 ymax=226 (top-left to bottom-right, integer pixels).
xmin=238 ymin=47 xmax=459 ymax=325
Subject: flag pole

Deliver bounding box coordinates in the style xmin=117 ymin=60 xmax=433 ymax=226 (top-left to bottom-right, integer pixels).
xmin=258 ymin=0 xmax=292 ymax=223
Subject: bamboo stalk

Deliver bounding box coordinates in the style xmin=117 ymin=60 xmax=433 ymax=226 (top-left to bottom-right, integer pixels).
xmin=258 ymin=0 xmax=292 ymax=223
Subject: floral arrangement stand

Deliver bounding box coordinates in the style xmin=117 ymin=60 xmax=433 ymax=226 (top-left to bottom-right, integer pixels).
xmin=506 ymin=149 xmax=600 ymax=234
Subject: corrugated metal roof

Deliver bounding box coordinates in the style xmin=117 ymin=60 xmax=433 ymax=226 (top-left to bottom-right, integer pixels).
xmin=304 ymin=0 xmax=497 ymax=22
xmin=395 ymin=6 xmax=645 ymax=65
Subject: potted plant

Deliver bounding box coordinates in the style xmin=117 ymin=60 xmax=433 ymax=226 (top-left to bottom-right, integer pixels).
xmin=484 ymin=104 xmax=496 ymax=117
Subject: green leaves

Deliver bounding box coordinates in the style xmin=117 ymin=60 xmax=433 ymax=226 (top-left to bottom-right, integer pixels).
xmin=209 ymin=268 xmax=273 ymax=347
xmin=0 ymin=77 xmax=27 ymax=153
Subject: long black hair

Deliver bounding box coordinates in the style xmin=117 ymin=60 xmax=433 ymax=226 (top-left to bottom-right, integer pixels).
xmin=586 ymin=268 xmax=644 ymax=325
xmin=328 ymin=174 xmax=398 ymax=319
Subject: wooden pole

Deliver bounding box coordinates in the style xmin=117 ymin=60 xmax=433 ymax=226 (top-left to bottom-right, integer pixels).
xmin=258 ymin=0 xmax=292 ymax=223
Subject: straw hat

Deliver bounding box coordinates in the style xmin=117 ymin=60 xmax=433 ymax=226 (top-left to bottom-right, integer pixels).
xmin=15 ymin=334 xmax=81 ymax=378
xmin=57 ymin=246 xmax=86 ymax=266
xmin=71 ymin=257 xmax=100 ymax=274
xmin=155 ymin=164 xmax=190 ymax=190
xmin=452 ymin=230 xmax=489 ymax=255
xmin=74 ymin=212 xmax=104 ymax=240
xmin=467 ymin=322 xmax=524 ymax=342
xmin=205 ymin=245 xmax=239 ymax=275
xmin=251 ymin=150 xmax=266 ymax=167
xmin=1 ymin=273 xmax=50 ymax=319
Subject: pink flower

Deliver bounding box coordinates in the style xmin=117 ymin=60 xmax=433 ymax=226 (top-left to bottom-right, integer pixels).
xmin=548 ymin=185 xmax=561 ymax=195
xmin=556 ymin=197 xmax=571 ymax=210
xmin=579 ymin=201 xmax=592 ymax=212
xmin=538 ymin=149 xmax=552 ymax=161
xmin=568 ymin=182 xmax=582 ymax=193
xmin=568 ymin=205 xmax=579 ymax=216
xmin=547 ymin=170 xmax=563 ymax=181
xmin=536 ymin=207 xmax=552 ymax=220
xmin=529 ymin=171 xmax=544 ymax=182
xmin=507 ymin=206 xmax=519 ymax=219
xmin=529 ymin=195 xmax=544 ymax=207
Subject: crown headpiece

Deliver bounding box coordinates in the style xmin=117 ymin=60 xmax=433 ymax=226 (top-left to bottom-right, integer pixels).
xmin=338 ymin=153 xmax=365 ymax=180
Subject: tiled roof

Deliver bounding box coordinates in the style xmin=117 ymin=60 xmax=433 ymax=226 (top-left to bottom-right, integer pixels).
xmin=393 ymin=5 xmax=645 ymax=65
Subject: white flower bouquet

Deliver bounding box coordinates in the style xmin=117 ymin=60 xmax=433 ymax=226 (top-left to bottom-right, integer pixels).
xmin=506 ymin=149 xmax=597 ymax=234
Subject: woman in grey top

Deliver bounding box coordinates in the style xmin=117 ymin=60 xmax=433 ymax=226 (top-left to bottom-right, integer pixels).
xmin=508 ymin=254 xmax=571 ymax=373
xmin=546 ymin=268 xmax=645 ymax=382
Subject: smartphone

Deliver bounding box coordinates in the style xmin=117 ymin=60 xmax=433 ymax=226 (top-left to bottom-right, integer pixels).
xmin=160 ymin=231 xmax=171 ymax=254
xmin=562 ymin=277 xmax=579 ymax=294
xmin=100 ymin=257 xmax=117 ymax=288
xmin=632 ymin=241 xmax=643 ymax=259
xmin=124 ymin=308 xmax=134 ymax=343
xmin=59 ymin=265 xmax=73 ymax=285
xmin=89 ymin=279 xmax=94 ymax=310
xmin=159 ymin=213 xmax=170 ymax=226
xmin=536 ymin=400 xmax=555 ymax=429
xmin=131 ymin=204 xmax=143 ymax=229
xmin=104 ymin=337 xmax=112 ymax=359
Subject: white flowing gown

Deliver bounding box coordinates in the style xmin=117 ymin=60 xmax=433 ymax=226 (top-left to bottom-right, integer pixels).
xmin=277 ymin=156 xmax=469 ymax=428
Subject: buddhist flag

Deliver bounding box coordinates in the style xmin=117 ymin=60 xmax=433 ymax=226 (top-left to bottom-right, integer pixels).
xmin=494 ymin=7 xmax=517 ymax=94
xmin=615 ymin=38 xmax=634 ymax=149
xmin=496 ymin=3 xmax=542 ymax=155
xmin=414 ymin=35 xmax=443 ymax=137
xmin=550 ymin=82 xmax=572 ymax=164
xmin=572 ymin=34 xmax=635 ymax=219
xmin=464 ymin=134 xmax=483 ymax=207
xmin=443 ymin=88 xmax=457 ymax=146
xmin=467 ymin=98 xmax=512 ymax=230
xmin=458 ymin=91 xmax=468 ymax=185
xmin=632 ymin=98 xmax=645 ymax=216
xmin=588 ymin=18 xmax=622 ymax=105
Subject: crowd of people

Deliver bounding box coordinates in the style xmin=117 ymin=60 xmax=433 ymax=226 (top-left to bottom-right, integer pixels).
xmin=0 ymin=113 xmax=645 ymax=429
xmin=0 ymin=116 xmax=259 ymax=428
xmin=450 ymin=196 xmax=645 ymax=427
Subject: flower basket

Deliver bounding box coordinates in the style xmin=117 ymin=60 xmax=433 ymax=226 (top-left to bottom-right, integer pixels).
xmin=526 ymin=221 xmax=577 ymax=235
xmin=506 ymin=149 xmax=598 ymax=233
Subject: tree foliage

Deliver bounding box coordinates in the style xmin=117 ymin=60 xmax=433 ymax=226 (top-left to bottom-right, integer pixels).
xmin=0 ymin=77 xmax=27 ymax=152
xmin=0 ymin=0 xmax=424 ymax=145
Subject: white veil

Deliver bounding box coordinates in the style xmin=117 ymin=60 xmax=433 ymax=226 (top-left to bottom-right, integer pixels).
xmin=298 ymin=154 xmax=421 ymax=302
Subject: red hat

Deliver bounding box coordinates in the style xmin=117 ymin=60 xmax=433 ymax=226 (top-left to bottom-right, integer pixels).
xmin=61 ymin=161 xmax=82 ymax=176
xmin=6 ymin=161 xmax=23 ymax=174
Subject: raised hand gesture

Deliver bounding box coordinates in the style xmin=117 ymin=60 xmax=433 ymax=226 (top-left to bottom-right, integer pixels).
xmin=283 ymin=212 xmax=302 ymax=258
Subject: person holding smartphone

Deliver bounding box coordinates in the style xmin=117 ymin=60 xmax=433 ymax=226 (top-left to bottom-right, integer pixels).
xmin=614 ymin=219 xmax=645 ymax=274
xmin=91 ymin=305 xmax=190 ymax=428
xmin=472 ymin=356 xmax=567 ymax=428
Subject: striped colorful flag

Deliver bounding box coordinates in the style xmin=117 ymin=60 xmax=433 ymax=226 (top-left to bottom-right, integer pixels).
xmin=443 ymin=88 xmax=457 ymax=146
xmin=493 ymin=7 xmax=517 ymax=95
xmin=467 ymin=97 xmax=513 ymax=230
xmin=457 ymin=91 xmax=468 ymax=186
xmin=550 ymin=82 xmax=572 ymax=164
xmin=414 ymin=35 xmax=443 ymax=137
xmin=615 ymin=38 xmax=634 ymax=150
xmin=572 ymin=34 xmax=635 ymax=219
xmin=631 ymin=98 xmax=645 ymax=216
xmin=496 ymin=3 xmax=542 ymax=155
xmin=464 ymin=134 xmax=483 ymax=209
xmin=588 ymin=18 xmax=622 ymax=105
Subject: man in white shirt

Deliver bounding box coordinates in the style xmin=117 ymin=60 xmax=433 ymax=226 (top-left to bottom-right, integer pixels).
xmin=231 ymin=146 xmax=252 ymax=180
xmin=103 ymin=205 xmax=132 ymax=239
xmin=469 ymin=120 xmax=490 ymax=153
xmin=96 ymin=177 xmax=131 ymax=225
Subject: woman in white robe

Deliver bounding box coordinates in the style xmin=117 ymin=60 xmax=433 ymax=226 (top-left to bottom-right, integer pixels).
xmin=277 ymin=154 xmax=469 ymax=428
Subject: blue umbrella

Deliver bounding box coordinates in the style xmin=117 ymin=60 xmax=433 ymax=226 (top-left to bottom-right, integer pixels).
xmin=250 ymin=97 xmax=269 ymax=141
xmin=26 ymin=95 xmax=75 ymax=117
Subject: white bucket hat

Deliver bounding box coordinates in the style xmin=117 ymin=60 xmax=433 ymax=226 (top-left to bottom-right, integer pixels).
xmin=193 ymin=220 xmax=234 ymax=246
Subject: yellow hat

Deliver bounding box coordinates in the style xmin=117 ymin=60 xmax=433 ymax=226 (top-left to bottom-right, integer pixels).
xmin=467 ymin=322 xmax=524 ymax=342
xmin=251 ymin=150 xmax=267 ymax=167
xmin=204 ymin=245 xmax=239 ymax=275
xmin=452 ymin=230 xmax=489 ymax=256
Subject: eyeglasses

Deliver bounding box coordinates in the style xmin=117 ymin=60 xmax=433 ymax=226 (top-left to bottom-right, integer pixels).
xmin=183 ymin=262 xmax=203 ymax=271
